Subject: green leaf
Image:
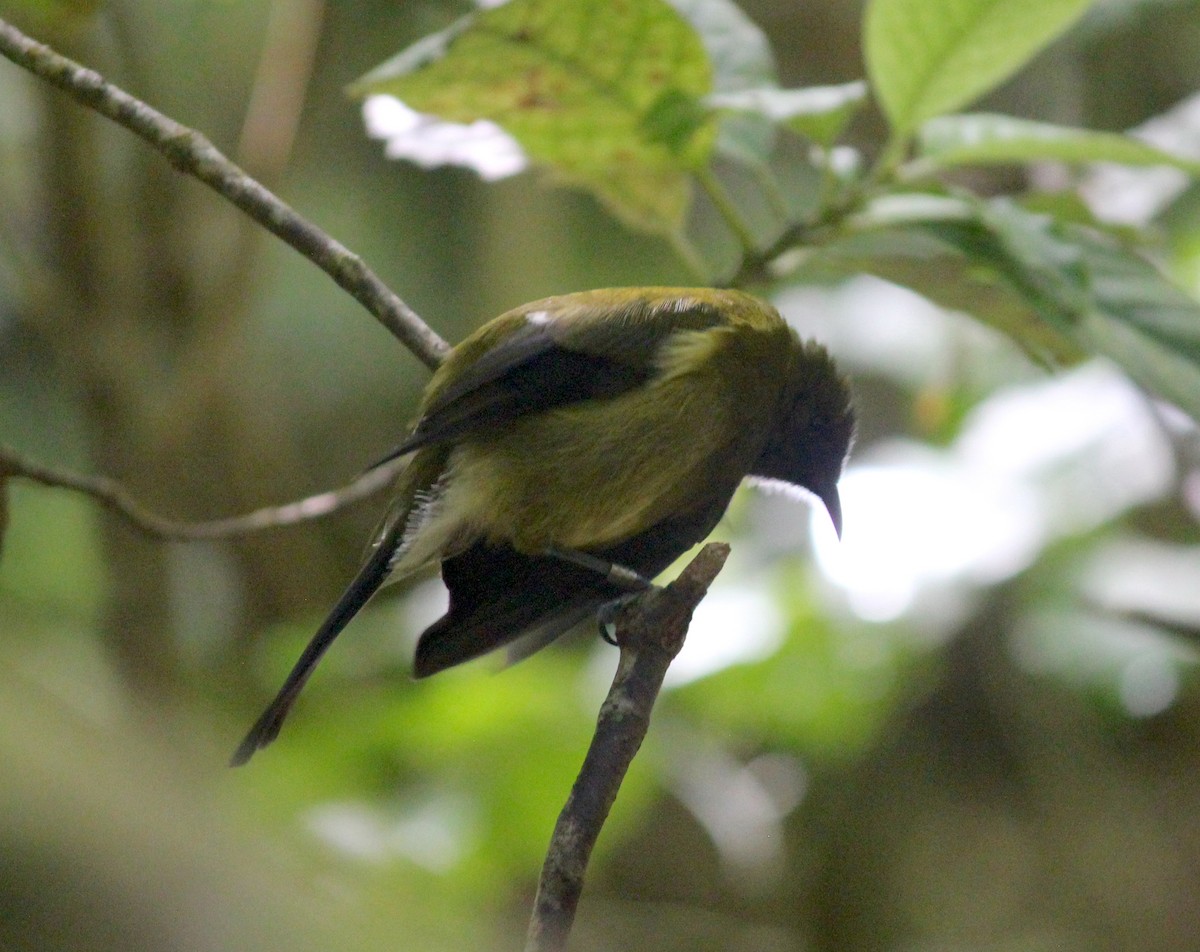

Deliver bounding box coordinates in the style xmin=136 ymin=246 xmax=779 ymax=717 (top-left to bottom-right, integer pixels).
xmin=975 ymin=203 xmax=1200 ymax=415
xmin=817 ymin=195 xmax=1200 ymax=419
xmin=711 ymin=109 xmax=778 ymax=167
xmin=864 ymin=0 xmax=1098 ymax=136
xmin=968 ymin=198 xmax=1092 ymax=326
xmin=1073 ymin=234 xmax=1200 ymax=419
xmin=709 ymin=81 xmax=869 ymax=147
xmin=812 ymin=218 xmax=1083 ymax=366
xmin=918 ymin=113 xmax=1200 ymax=173
xmin=668 ymin=0 xmax=776 ymax=92
xmin=353 ymin=0 xmax=716 ymax=233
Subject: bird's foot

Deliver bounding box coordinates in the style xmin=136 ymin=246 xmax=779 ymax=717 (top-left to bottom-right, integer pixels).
xmin=596 ymin=589 xmax=660 ymax=645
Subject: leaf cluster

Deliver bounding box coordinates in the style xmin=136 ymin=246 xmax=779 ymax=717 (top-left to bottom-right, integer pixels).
xmin=354 ymin=0 xmax=1200 ymax=419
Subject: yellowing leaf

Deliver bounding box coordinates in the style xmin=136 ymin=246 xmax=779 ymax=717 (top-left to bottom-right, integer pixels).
xmin=354 ymin=0 xmax=716 ymax=233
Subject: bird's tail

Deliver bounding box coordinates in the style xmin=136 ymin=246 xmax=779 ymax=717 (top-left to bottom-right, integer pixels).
xmin=230 ymin=534 xmax=397 ymax=766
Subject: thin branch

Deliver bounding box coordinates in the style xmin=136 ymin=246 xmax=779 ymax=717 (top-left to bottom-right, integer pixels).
xmin=0 ymin=443 xmax=401 ymax=541
xmin=0 ymin=16 xmax=449 ymax=369
xmin=525 ymin=542 xmax=732 ymax=952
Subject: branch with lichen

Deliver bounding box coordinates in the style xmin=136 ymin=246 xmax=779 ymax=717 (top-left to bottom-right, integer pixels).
xmin=0 ymin=443 xmax=402 ymax=541
xmin=0 ymin=15 xmax=441 ymax=543
xmin=0 ymin=16 xmax=447 ymax=369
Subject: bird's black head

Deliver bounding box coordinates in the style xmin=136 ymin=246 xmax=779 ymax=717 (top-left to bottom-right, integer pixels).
xmin=750 ymin=339 xmax=855 ymax=535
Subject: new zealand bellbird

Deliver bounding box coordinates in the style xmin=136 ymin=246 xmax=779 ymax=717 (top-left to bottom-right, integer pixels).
xmin=232 ymin=287 xmax=854 ymax=765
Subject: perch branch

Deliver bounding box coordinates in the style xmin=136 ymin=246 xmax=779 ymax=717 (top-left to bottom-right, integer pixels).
xmin=0 ymin=16 xmax=448 ymax=368
xmin=524 ymin=542 xmax=732 ymax=952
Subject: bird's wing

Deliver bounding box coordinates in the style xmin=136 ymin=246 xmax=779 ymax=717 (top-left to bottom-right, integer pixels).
xmin=413 ymin=492 xmax=733 ymax=677
xmin=373 ymin=294 xmax=733 ymax=465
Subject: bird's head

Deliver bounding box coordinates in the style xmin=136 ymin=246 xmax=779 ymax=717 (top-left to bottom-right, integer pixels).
xmin=750 ymin=339 xmax=855 ymax=536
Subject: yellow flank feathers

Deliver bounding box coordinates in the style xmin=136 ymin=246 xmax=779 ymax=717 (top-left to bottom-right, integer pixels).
xmin=398 ymin=296 xmax=793 ymax=557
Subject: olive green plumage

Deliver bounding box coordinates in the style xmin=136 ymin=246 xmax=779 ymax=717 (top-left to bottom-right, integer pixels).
xmin=232 ymin=287 xmax=854 ymax=765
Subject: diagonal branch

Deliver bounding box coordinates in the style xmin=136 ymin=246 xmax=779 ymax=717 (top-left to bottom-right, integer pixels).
xmin=525 ymin=542 xmax=731 ymax=952
xmin=0 ymin=16 xmax=448 ymax=369
xmin=0 ymin=443 xmax=401 ymax=541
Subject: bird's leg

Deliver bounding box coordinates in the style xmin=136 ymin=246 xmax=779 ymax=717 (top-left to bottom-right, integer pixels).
xmin=544 ymin=547 xmax=655 ymax=647
xmin=544 ymin=547 xmax=652 ymax=591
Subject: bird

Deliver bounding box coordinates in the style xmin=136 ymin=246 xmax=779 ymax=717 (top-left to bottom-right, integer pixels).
xmin=231 ymin=287 xmax=854 ymax=765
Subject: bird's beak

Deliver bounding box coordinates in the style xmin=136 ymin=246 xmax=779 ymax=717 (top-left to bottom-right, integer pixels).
xmin=818 ymin=484 xmax=843 ymax=539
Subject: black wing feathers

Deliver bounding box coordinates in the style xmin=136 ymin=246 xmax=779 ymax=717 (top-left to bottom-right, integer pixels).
xmin=372 ymin=297 xmax=732 ymax=467
xmin=414 ymin=495 xmax=734 ymax=677
xmin=373 ymin=326 xmax=652 ymax=468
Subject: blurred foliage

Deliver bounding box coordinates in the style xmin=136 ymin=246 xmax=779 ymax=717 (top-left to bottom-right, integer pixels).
xmin=2 ymin=0 xmax=1200 ymax=950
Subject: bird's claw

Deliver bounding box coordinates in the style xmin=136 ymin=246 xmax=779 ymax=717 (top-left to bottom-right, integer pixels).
xmin=597 ymin=589 xmax=655 ymax=645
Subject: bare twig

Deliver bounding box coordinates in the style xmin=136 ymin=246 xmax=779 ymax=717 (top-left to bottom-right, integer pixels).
xmin=525 ymin=542 xmax=732 ymax=952
xmin=0 ymin=443 xmax=401 ymax=541
xmin=0 ymin=16 xmax=448 ymax=369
